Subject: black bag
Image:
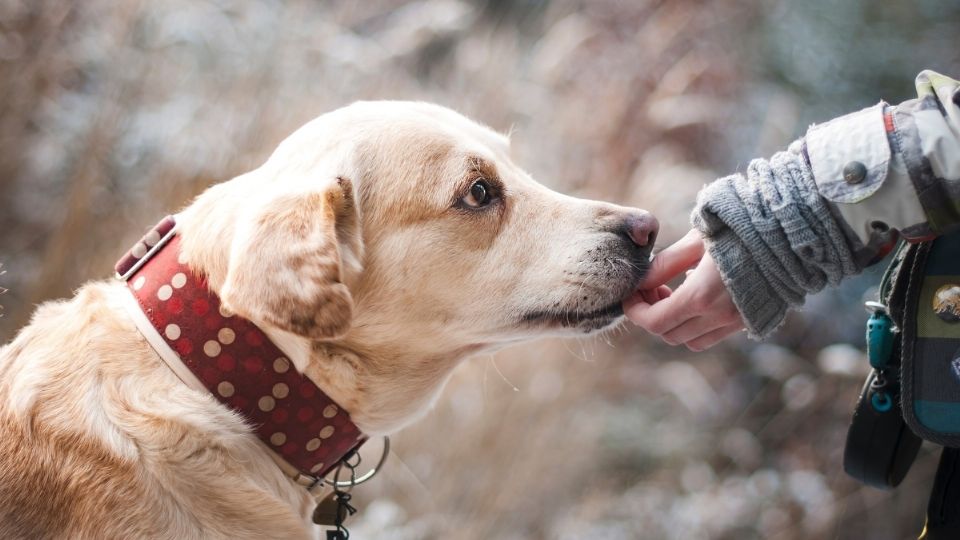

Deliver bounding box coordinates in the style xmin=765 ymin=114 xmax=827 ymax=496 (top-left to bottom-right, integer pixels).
xmin=844 ymin=230 xmax=960 ymax=536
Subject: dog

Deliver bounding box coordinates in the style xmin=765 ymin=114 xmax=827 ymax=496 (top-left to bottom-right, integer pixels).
xmin=0 ymin=101 xmax=657 ymax=538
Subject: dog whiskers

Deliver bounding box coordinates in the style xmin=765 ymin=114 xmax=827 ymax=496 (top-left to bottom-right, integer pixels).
xmin=489 ymin=355 xmax=519 ymax=392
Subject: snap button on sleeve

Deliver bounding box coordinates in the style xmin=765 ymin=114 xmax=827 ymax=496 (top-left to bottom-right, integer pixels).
xmin=806 ymin=102 xmax=890 ymax=203
xmin=843 ymin=161 xmax=867 ymax=184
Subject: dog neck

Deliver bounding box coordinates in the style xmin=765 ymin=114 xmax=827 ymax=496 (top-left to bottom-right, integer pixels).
xmin=176 ymin=197 xmax=470 ymax=437
xmin=252 ymin=322 xmax=470 ymax=436
xmin=306 ymin=340 xmax=470 ymax=436
xmin=117 ymin=217 xmax=367 ymax=483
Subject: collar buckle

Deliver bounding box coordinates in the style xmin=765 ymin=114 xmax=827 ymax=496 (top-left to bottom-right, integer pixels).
xmin=115 ymin=215 xmax=179 ymax=281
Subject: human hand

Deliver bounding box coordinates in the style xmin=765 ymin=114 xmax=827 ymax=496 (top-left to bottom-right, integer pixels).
xmin=624 ymin=230 xmax=744 ymax=351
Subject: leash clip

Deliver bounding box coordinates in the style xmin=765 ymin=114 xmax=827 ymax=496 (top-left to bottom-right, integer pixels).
xmin=313 ymin=438 xmax=390 ymax=536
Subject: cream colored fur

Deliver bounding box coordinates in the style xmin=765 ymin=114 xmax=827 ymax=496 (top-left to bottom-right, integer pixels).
xmin=0 ymin=102 xmax=652 ymax=538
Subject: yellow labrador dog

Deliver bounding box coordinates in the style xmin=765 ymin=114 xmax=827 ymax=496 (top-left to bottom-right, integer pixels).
xmin=0 ymin=102 xmax=657 ymax=538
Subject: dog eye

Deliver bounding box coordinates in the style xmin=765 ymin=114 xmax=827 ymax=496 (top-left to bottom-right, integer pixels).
xmin=462 ymin=180 xmax=493 ymax=208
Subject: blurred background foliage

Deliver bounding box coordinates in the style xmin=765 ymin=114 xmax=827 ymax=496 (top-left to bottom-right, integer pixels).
xmin=1 ymin=0 xmax=959 ymax=538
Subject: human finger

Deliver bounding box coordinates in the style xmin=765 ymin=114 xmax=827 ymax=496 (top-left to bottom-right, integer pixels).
xmin=661 ymin=313 xmax=734 ymax=346
xmin=639 ymin=229 xmax=705 ymax=289
xmin=623 ymin=291 xmax=697 ymax=336
xmin=684 ymin=323 xmax=744 ymax=351
xmin=623 ymin=285 xmax=671 ymax=312
xmin=636 ymin=285 xmax=672 ymax=305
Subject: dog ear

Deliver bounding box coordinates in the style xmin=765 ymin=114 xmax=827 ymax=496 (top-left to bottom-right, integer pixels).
xmin=219 ymin=177 xmax=362 ymax=340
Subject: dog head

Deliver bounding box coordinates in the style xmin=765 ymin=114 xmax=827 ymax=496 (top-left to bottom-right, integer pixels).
xmin=179 ymin=101 xmax=657 ymax=431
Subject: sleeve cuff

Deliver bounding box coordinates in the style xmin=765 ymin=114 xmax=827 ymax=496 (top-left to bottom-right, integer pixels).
xmin=704 ymin=226 xmax=789 ymax=339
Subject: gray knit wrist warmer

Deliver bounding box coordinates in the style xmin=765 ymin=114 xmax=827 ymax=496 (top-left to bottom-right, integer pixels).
xmin=691 ymin=142 xmax=863 ymax=338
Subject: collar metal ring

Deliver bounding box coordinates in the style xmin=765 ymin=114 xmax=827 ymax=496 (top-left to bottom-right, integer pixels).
xmin=324 ymin=436 xmax=390 ymax=489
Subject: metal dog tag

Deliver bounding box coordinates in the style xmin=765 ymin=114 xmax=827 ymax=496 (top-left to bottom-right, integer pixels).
xmin=312 ymin=492 xmax=345 ymax=526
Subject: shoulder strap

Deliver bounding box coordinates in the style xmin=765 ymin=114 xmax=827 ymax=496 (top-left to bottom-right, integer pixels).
xmin=925 ymin=447 xmax=960 ymax=539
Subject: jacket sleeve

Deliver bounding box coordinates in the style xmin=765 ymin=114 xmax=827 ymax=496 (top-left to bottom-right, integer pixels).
xmin=691 ymin=143 xmax=860 ymax=339
xmin=806 ymin=70 xmax=960 ymax=260
xmin=691 ymin=70 xmax=960 ymax=339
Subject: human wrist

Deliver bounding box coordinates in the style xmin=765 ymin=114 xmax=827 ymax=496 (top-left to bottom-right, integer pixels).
xmin=701 ymin=228 xmax=788 ymax=339
xmin=691 ymin=146 xmax=860 ymax=339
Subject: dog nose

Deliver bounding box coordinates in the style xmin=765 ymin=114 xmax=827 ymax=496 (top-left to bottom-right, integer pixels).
xmin=624 ymin=211 xmax=659 ymax=248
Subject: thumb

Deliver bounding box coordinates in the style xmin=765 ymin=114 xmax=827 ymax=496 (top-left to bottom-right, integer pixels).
xmin=640 ymin=229 xmax=705 ymax=288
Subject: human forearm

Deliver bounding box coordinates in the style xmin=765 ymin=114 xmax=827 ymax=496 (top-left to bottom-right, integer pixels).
xmin=692 ymin=144 xmax=861 ymax=338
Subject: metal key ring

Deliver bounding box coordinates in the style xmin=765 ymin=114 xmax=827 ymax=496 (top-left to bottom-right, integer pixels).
xmin=323 ymin=436 xmax=390 ymax=489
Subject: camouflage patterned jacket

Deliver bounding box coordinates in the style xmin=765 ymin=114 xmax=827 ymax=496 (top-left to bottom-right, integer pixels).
xmin=692 ymin=70 xmax=960 ymax=338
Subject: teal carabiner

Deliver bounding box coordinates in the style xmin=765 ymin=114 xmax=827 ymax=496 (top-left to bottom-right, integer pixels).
xmin=865 ymin=302 xmax=895 ymax=370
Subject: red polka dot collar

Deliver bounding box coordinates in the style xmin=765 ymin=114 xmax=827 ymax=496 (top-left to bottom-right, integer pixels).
xmin=115 ymin=216 xmax=366 ymax=486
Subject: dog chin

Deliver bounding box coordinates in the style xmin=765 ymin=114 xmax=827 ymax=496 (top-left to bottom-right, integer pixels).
xmin=519 ymin=301 xmax=625 ymax=334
